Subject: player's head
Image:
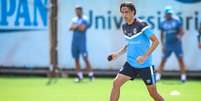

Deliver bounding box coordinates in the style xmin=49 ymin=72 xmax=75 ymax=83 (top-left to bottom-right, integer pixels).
xmin=164 ymin=6 xmax=173 ymax=20
xmin=75 ymin=5 xmax=83 ymax=18
xmin=120 ymin=2 xmax=136 ymax=22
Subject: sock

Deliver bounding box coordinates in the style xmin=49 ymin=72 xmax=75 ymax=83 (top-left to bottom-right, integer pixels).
xmin=88 ymin=72 xmax=94 ymax=77
xmin=156 ymin=73 xmax=161 ymax=81
xmin=77 ymin=72 xmax=83 ymax=79
xmin=181 ymin=74 xmax=186 ymax=81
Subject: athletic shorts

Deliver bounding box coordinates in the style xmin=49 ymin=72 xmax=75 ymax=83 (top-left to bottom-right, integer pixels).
xmin=163 ymin=42 xmax=183 ymax=60
xmin=119 ymin=62 xmax=156 ymax=85
xmin=71 ymin=43 xmax=88 ymax=59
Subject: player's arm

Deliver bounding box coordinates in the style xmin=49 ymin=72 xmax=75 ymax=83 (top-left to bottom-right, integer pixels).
xmin=160 ymin=31 xmax=164 ymax=46
xmin=160 ymin=31 xmax=166 ymax=52
xmin=198 ymin=33 xmax=201 ymax=43
xmin=198 ymin=27 xmax=201 ymax=43
xmin=69 ymin=23 xmax=79 ymax=31
xmin=107 ymin=45 xmax=128 ymax=61
xmin=177 ymin=26 xmax=184 ymax=39
xmin=137 ymin=34 xmax=159 ymax=64
xmin=78 ymin=20 xmax=89 ymax=32
xmin=145 ymin=34 xmax=159 ymax=57
xmin=69 ymin=23 xmax=86 ymax=32
xmin=78 ymin=24 xmax=87 ymax=32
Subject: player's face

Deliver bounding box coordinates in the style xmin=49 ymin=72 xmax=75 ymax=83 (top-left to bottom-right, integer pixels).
xmin=75 ymin=9 xmax=82 ymax=18
xmin=121 ymin=7 xmax=134 ymax=22
xmin=165 ymin=13 xmax=172 ymax=20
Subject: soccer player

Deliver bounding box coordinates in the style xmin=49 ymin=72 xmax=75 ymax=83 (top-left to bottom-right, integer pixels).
xmin=198 ymin=27 xmax=201 ymax=49
xmin=108 ymin=2 xmax=164 ymax=101
xmin=69 ymin=5 xmax=94 ymax=82
xmin=156 ymin=6 xmax=187 ymax=82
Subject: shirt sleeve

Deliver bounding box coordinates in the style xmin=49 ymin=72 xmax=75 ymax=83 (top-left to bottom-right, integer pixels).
xmin=83 ymin=20 xmax=89 ymax=28
xmin=72 ymin=18 xmax=75 ymax=23
xmin=82 ymin=16 xmax=90 ymax=29
xmin=143 ymin=26 xmax=154 ymax=38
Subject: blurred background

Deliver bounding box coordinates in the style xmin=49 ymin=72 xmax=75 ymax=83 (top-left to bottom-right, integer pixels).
xmin=0 ymin=0 xmax=201 ymax=101
xmin=0 ymin=0 xmax=200 ymax=76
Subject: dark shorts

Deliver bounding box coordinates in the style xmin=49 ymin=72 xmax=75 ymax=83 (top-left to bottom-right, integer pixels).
xmin=71 ymin=43 xmax=88 ymax=59
xmin=163 ymin=42 xmax=183 ymax=60
xmin=119 ymin=62 xmax=156 ymax=85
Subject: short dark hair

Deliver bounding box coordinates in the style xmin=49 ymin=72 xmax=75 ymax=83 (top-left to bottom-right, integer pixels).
xmin=120 ymin=2 xmax=136 ymax=15
xmin=75 ymin=5 xmax=83 ymax=11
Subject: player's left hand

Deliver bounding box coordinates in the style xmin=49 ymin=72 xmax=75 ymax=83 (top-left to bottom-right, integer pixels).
xmin=199 ymin=43 xmax=201 ymax=49
xmin=136 ymin=56 xmax=147 ymax=64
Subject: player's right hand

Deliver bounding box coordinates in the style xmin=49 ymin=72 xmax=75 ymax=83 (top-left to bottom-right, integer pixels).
xmin=107 ymin=53 xmax=118 ymax=61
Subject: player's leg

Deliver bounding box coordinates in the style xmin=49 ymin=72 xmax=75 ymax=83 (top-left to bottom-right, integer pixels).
xmin=174 ymin=44 xmax=187 ymax=82
xmin=110 ymin=73 xmax=131 ymax=101
xmin=140 ymin=66 xmax=164 ymax=101
xmin=156 ymin=48 xmax=172 ymax=81
xmin=178 ymin=57 xmax=187 ymax=82
xmin=81 ymin=44 xmax=94 ymax=80
xmin=72 ymin=45 xmax=83 ymax=82
xmin=146 ymin=85 xmax=164 ymax=101
xmin=110 ymin=62 xmax=137 ymax=101
xmin=156 ymin=59 xmax=166 ymax=81
xmin=83 ymin=55 xmax=94 ymax=80
xmin=74 ymin=58 xmax=84 ymax=82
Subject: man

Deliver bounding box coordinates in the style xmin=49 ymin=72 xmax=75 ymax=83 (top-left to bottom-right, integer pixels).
xmin=198 ymin=27 xmax=201 ymax=49
xmin=156 ymin=6 xmax=187 ymax=82
xmin=108 ymin=2 xmax=164 ymax=101
xmin=69 ymin=5 xmax=94 ymax=82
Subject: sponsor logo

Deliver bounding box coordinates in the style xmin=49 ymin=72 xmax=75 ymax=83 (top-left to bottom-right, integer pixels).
xmin=0 ymin=0 xmax=48 ymax=33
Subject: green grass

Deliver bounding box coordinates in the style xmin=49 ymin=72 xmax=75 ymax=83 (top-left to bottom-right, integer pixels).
xmin=0 ymin=77 xmax=201 ymax=101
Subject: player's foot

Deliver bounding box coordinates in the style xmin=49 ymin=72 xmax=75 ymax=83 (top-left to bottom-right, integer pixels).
xmin=74 ymin=75 xmax=83 ymax=82
xmin=88 ymin=72 xmax=94 ymax=81
xmin=181 ymin=79 xmax=186 ymax=83
xmin=89 ymin=76 xmax=94 ymax=81
xmin=74 ymin=77 xmax=82 ymax=82
xmin=75 ymin=72 xmax=83 ymax=82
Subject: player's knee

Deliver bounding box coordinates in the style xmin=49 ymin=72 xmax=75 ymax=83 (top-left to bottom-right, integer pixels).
xmin=112 ymin=79 xmax=121 ymax=89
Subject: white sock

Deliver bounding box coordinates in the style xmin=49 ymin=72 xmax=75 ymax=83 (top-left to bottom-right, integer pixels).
xmin=88 ymin=72 xmax=94 ymax=77
xmin=77 ymin=72 xmax=83 ymax=79
xmin=156 ymin=73 xmax=161 ymax=81
xmin=181 ymin=74 xmax=186 ymax=81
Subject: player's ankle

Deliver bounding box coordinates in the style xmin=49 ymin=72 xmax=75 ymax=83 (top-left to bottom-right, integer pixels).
xmin=156 ymin=73 xmax=161 ymax=81
xmin=180 ymin=74 xmax=187 ymax=81
xmin=77 ymin=72 xmax=83 ymax=79
xmin=88 ymin=72 xmax=94 ymax=81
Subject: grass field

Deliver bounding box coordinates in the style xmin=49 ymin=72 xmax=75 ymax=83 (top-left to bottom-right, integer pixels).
xmin=0 ymin=77 xmax=201 ymax=101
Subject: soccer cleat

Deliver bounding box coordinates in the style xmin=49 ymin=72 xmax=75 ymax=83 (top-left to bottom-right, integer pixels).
xmin=74 ymin=77 xmax=82 ymax=82
xmin=89 ymin=76 xmax=94 ymax=81
xmin=181 ymin=79 xmax=186 ymax=83
xmin=74 ymin=75 xmax=83 ymax=83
